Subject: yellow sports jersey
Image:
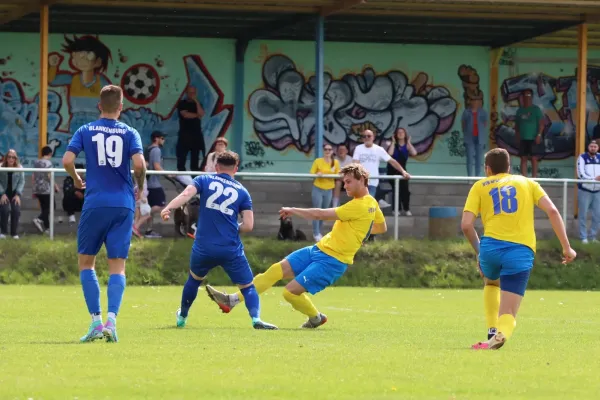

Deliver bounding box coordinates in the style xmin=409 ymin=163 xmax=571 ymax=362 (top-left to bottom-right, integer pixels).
xmin=463 ymin=173 xmax=547 ymax=252
xmin=317 ymin=195 xmax=385 ymax=264
xmin=310 ymin=158 xmax=340 ymax=190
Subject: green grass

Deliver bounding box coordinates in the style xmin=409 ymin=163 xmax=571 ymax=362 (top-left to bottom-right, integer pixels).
xmin=1 ymin=286 xmax=600 ymax=399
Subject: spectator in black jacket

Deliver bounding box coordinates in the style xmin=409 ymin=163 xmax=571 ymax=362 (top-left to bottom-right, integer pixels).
xmin=60 ymin=163 xmax=85 ymax=225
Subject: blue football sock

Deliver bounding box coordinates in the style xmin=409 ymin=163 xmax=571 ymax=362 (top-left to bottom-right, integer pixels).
xmin=107 ymin=274 xmax=126 ymax=316
xmin=180 ymin=273 xmax=202 ymax=318
xmin=80 ymin=269 xmax=101 ymax=316
xmin=240 ymin=284 xmax=260 ymax=320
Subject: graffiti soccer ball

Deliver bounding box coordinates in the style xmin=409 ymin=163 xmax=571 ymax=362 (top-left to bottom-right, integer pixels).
xmin=122 ymin=64 xmax=158 ymax=104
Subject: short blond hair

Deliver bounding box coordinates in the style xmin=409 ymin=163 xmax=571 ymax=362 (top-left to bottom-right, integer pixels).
xmin=340 ymin=163 xmax=369 ymax=186
xmin=100 ymin=85 xmax=123 ymax=113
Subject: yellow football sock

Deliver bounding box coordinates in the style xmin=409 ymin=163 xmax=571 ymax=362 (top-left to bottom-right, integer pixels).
xmin=483 ymin=285 xmax=500 ymax=330
xmin=282 ymin=288 xmax=319 ymax=318
xmin=235 ymin=262 xmax=284 ymax=302
xmin=497 ymin=314 xmax=516 ymax=340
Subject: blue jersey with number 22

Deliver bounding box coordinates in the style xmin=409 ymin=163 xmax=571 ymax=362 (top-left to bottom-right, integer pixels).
xmin=67 ymin=118 xmax=143 ymax=212
xmin=192 ymin=174 xmax=252 ymax=257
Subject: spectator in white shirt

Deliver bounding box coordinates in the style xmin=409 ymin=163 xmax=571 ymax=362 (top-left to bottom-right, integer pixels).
xmin=204 ymin=137 xmax=228 ymax=173
xmin=353 ymin=129 xmax=410 ymax=204
xmin=577 ymin=140 xmax=600 ymax=244
xmin=332 ymin=144 xmax=353 ymax=207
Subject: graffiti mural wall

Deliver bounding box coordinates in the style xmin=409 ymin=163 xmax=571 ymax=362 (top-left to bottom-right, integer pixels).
xmin=242 ymin=41 xmax=489 ymax=175
xmin=0 ymin=33 xmax=234 ymax=168
xmin=495 ymin=47 xmax=600 ymax=178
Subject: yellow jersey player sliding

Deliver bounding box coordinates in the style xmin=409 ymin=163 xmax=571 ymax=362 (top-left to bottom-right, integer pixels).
xmin=205 ymin=163 xmax=386 ymax=328
xmin=461 ymin=148 xmax=577 ymax=350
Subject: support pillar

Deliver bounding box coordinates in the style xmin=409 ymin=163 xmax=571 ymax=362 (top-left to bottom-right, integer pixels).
xmin=39 ymin=1 xmax=49 ymax=156
xmin=315 ymin=14 xmax=325 ymax=159
xmin=575 ymin=23 xmax=588 ymax=218
xmin=489 ymin=48 xmax=503 ymax=150
xmin=234 ymin=39 xmax=248 ymax=165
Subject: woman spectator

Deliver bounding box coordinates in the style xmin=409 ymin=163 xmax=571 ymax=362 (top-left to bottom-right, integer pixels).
xmin=387 ymin=128 xmax=417 ymax=216
xmin=0 ymin=149 xmax=25 ymax=239
xmin=332 ymin=144 xmax=353 ymax=207
xmin=309 ymin=144 xmax=340 ymax=241
xmin=204 ymin=137 xmax=228 ymax=172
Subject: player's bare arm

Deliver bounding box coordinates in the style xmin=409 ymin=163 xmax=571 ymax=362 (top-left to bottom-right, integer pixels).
xmin=161 ymin=184 xmax=198 ymax=221
xmin=279 ymin=207 xmax=338 ymax=221
xmin=536 ymin=196 xmax=577 ymax=263
xmin=180 ymin=110 xmax=200 ymax=119
xmin=371 ymin=220 xmax=387 ymax=234
xmin=132 ymin=153 xmax=146 ymax=198
xmin=239 ymin=210 xmax=254 ymax=233
xmin=387 ymin=158 xmax=410 ymax=179
xmin=460 ymin=211 xmax=481 ymax=255
xmin=62 ymin=150 xmax=85 ymax=189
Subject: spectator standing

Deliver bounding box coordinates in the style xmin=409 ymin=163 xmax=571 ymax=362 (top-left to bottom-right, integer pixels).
xmin=309 ymin=144 xmax=340 ymax=241
xmin=353 ymin=129 xmax=410 ymax=201
xmin=0 ymin=149 xmax=25 ymax=239
xmin=515 ymin=89 xmax=544 ymax=178
xmin=177 ymin=86 xmax=206 ymax=172
xmin=134 ymin=131 xmax=166 ymax=238
xmin=60 ymin=162 xmax=85 ymax=225
xmin=32 ymin=146 xmax=59 ymax=234
xmin=332 ymin=144 xmax=353 ymax=207
xmin=387 ymin=128 xmax=417 ymax=216
xmin=577 ymin=140 xmax=600 ymax=244
xmin=204 ymin=137 xmax=229 ymax=172
xmin=461 ymin=98 xmax=488 ymax=177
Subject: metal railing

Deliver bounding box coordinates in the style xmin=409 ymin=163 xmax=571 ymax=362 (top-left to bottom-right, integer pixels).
xmin=0 ymin=167 xmax=597 ymax=240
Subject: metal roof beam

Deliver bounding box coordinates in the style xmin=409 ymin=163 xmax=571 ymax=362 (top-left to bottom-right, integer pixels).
xmin=0 ymin=0 xmax=41 ymax=25
xmin=321 ymin=0 xmax=366 ymax=17
xmin=490 ymin=20 xmax=582 ymax=48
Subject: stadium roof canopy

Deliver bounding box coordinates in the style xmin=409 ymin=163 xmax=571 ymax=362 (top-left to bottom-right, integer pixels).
xmin=1 ymin=0 xmax=600 ymax=48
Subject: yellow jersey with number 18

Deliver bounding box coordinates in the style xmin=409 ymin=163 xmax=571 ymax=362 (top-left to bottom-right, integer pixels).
xmin=317 ymin=195 xmax=385 ymax=265
xmin=463 ymin=173 xmax=547 ymax=253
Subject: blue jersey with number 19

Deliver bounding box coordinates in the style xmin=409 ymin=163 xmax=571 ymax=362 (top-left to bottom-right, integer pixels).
xmin=67 ymin=118 xmax=143 ymax=212
xmin=463 ymin=173 xmax=547 ymax=253
xmin=192 ymin=174 xmax=252 ymax=257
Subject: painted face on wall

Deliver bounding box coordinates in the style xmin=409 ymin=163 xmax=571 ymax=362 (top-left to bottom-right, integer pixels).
xmin=71 ymin=51 xmax=101 ymax=72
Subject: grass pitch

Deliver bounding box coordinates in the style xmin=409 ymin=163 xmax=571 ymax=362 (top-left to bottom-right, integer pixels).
xmin=1 ymin=285 xmax=599 ymax=400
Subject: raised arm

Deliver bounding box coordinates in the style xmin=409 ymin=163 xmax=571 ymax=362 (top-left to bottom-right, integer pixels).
xmin=279 ymin=207 xmax=338 ymax=221
xmin=161 ymin=184 xmax=198 ymax=221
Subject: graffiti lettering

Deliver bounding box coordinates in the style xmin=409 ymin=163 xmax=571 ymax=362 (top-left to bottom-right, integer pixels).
xmin=248 ymin=55 xmax=458 ymax=154
xmin=494 ymin=66 xmax=600 ymax=159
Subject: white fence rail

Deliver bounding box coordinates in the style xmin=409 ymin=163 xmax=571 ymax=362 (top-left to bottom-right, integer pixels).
xmin=0 ymin=167 xmax=595 ymax=240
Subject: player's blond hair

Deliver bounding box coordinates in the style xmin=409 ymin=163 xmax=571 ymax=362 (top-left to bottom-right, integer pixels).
xmin=485 ymin=148 xmax=510 ymax=175
xmin=99 ymin=85 xmax=123 ymax=114
xmin=340 ymin=163 xmax=369 ymax=186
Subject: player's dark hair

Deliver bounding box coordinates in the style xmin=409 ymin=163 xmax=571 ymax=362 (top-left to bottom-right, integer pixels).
xmin=485 ymin=148 xmax=511 ymax=175
xmin=216 ymin=151 xmax=239 ymax=168
xmin=100 ymin=85 xmax=123 ymax=114
xmin=340 ymin=163 xmax=369 ymax=186
xmin=41 ymin=146 xmax=53 ymax=157
xmin=62 ymin=35 xmax=111 ymax=73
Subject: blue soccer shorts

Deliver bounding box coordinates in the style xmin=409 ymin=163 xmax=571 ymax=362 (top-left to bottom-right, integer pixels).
xmin=190 ymin=250 xmax=254 ymax=286
xmin=78 ymin=207 xmax=134 ymax=259
xmin=479 ymin=236 xmax=535 ymax=296
xmin=286 ymin=245 xmax=347 ymax=295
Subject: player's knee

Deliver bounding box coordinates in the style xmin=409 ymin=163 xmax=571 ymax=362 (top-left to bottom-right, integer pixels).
xmin=483 ymin=278 xmax=500 ymax=287
xmin=189 ymin=270 xmax=205 ymax=281
xmin=280 ymin=260 xmax=294 ymax=279
xmin=282 ymin=288 xmax=295 ymax=302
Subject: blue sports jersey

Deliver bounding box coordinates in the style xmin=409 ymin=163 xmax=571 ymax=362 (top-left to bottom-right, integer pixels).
xmin=67 ymin=118 xmax=143 ymax=212
xmin=192 ymin=174 xmax=252 ymax=256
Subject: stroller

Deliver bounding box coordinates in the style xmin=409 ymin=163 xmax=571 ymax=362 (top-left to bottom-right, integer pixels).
xmin=164 ymin=175 xmax=199 ymax=239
